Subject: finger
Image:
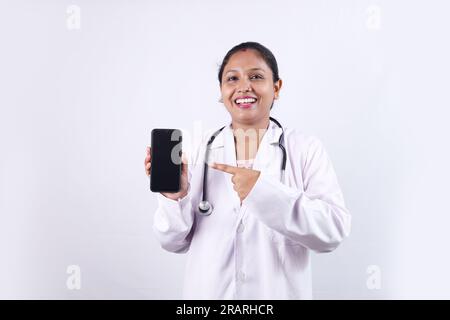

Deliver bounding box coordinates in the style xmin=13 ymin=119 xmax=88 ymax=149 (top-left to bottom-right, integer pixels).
xmin=145 ymin=147 xmax=151 ymax=165
xmin=211 ymin=162 xmax=238 ymax=175
xmin=146 ymin=162 xmax=151 ymax=171
xmin=181 ymin=152 xmax=188 ymax=164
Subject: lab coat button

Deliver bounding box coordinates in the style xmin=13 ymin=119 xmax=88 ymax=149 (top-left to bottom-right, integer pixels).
xmin=237 ymin=222 xmax=244 ymax=233
xmin=233 ymin=206 xmax=239 ymax=213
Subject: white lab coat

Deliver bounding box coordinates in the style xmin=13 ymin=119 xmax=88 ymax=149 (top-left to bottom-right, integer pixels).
xmin=152 ymin=120 xmax=351 ymax=299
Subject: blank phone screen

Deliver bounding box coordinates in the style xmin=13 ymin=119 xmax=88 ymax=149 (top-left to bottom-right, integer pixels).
xmin=150 ymin=129 xmax=182 ymax=192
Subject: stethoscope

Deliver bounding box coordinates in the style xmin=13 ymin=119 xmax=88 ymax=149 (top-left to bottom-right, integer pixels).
xmin=198 ymin=117 xmax=286 ymax=216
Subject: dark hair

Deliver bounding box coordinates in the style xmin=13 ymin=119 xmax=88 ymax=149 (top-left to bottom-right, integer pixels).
xmin=218 ymin=42 xmax=280 ymax=85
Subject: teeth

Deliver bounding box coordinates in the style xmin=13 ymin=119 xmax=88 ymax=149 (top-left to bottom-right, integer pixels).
xmin=235 ymin=98 xmax=256 ymax=104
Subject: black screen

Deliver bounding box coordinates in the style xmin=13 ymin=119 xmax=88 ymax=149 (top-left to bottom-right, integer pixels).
xmin=150 ymin=129 xmax=182 ymax=192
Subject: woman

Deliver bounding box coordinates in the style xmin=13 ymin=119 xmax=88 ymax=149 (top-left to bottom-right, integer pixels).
xmin=144 ymin=42 xmax=351 ymax=299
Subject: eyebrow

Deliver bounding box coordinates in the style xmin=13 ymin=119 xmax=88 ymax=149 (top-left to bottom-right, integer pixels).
xmin=225 ymin=68 xmax=266 ymax=75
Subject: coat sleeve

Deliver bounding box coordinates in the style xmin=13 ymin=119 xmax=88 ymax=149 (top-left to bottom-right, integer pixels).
xmin=152 ymin=185 xmax=195 ymax=254
xmin=152 ymin=135 xmax=201 ymax=254
xmin=243 ymin=137 xmax=351 ymax=253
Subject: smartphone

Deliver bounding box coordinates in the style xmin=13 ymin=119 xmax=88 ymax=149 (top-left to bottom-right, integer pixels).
xmin=150 ymin=128 xmax=182 ymax=193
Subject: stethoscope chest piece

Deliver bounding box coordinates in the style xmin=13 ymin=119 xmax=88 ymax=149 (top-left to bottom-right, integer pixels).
xmin=198 ymin=200 xmax=213 ymax=216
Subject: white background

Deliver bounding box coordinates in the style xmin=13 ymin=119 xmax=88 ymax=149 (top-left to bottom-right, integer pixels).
xmin=1 ymin=0 xmax=449 ymax=299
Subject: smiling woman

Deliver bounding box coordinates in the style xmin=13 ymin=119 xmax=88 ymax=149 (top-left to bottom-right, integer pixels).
xmin=146 ymin=41 xmax=351 ymax=300
xmin=218 ymin=42 xmax=282 ymax=134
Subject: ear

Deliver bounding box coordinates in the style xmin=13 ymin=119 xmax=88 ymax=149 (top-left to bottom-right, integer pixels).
xmin=219 ymin=83 xmax=224 ymax=103
xmin=273 ymin=79 xmax=283 ymax=99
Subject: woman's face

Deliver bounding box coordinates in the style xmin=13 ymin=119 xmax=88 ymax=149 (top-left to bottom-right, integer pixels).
xmin=220 ymin=49 xmax=282 ymax=127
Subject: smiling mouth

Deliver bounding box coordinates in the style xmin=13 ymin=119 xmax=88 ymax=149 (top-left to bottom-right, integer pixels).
xmin=234 ymin=97 xmax=257 ymax=108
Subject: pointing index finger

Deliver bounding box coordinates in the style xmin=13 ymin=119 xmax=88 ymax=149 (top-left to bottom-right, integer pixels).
xmin=211 ymin=162 xmax=238 ymax=175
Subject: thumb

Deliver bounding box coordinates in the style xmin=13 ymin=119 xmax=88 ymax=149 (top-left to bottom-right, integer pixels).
xmin=181 ymin=152 xmax=188 ymax=173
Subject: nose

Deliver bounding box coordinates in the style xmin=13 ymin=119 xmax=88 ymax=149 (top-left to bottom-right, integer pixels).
xmin=237 ymin=78 xmax=252 ymax=93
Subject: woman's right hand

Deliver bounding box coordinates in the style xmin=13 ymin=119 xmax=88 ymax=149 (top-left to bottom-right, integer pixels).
xmin=145 ymin=146 xmax=189 ymax=200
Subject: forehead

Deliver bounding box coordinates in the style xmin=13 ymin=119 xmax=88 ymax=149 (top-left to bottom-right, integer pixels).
xmin=223 ymin=49 xmax=270 ymax=72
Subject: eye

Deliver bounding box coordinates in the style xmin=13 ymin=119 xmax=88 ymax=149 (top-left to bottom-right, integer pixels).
xmin=250 ymin=74 xmax=264 ymax=80
xmin=227 ymin=76 xmax=238 ymax=82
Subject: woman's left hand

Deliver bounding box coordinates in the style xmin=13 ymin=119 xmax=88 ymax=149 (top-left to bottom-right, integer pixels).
xmin=211 ymin=162 xmax=261 ymax=202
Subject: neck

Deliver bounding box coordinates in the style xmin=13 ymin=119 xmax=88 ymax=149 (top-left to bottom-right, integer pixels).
xmin=232 ymin=117 xmax=270 ymax=161
xmin=231 ymin=117 xmax=270 ymax=132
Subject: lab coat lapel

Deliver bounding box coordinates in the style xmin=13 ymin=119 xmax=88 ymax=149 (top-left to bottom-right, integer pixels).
xmin=240 ymin=122 xmax=283 ymax=218
xmin=222 ymin=125 xmax=240 ymax=206
xmin=252 ymin=121 xmax=283 ymax=179
xmin=209 ymin=124 xmax=241 ymax=208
